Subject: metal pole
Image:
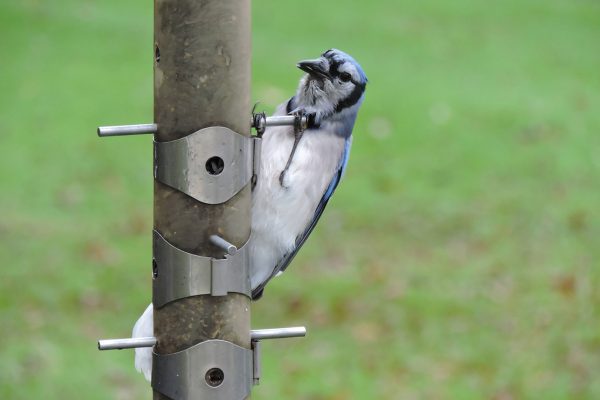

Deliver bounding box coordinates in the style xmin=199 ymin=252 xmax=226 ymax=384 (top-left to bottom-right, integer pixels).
xmin=152 ymin=0 xmax=251 ymax=399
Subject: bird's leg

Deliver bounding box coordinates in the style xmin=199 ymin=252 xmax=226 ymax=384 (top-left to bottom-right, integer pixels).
xmin=279 ymin=110 xmax=318 ymax=187
xmin=279 ymin=127 xmax=304 ymax=187
xmin=278 ymin=109 xmax=322 ymax=187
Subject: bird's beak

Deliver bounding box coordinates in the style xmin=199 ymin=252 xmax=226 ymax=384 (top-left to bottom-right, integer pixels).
xmin=297 ymin=57 xmax=331 ymax=81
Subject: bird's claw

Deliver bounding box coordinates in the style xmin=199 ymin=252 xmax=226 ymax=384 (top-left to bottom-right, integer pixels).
xmin=279 ymin=170 xmax=289 ymax=188
xmin=290 ymin=109 xmax=321 ymax=131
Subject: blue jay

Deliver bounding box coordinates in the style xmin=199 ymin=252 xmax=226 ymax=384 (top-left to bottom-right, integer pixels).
xmin=132 ymin=49 xmax=367 ymax=381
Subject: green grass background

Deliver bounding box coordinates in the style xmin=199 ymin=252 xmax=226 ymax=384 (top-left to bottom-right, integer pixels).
xmin=1 ymin=0 xmax=599 ymax=398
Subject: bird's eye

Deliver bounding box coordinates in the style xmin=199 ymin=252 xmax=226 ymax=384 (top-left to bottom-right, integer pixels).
xmin=339 ymin=72 xmax=352 ymax=83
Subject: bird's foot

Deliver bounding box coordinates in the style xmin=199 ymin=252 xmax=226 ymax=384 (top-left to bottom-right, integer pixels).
xmin=279 ymin=170 xmax=290 ymax=188
xmin=290 ymin=109 xmax=321 ymax=130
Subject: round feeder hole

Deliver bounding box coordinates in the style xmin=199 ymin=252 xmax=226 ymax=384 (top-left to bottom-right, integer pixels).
xmin=152 ymin=259 xmax=158 ymax=279
xmin=205 ymin=368 xmax=224 ymax=387
xmin=206 ymin=156 xmax=225 ymax=175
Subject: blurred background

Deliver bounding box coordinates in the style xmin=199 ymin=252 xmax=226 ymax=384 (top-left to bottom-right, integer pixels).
xmin=1 ymin=0 xmax=599 ymax=398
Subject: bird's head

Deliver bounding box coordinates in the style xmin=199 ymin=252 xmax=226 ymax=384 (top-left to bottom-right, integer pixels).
xmin=294 ymin=49 xmax=367 ymax=119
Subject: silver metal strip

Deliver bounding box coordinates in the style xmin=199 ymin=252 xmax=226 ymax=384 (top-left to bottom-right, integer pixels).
xmin=154 ymin=126 xmax=254 ymax=205
xmin=252 ymin=136 xmax=262 ymax=181
xmin=152 ymin=340 xmax=253 ymax=400
xmin=152 ymin=230 xmax=251 ymax=307
xmin=251 ymin=340 xmax=261 ymax=385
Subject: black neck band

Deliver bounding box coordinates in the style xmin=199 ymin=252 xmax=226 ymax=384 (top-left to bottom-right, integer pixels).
xmin=335 ymin=84 xmax=365 ymax=113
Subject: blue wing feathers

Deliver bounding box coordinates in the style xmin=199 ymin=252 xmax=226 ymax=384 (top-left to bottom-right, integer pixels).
xmin=323 ymin=138 xmax=351 ymax=200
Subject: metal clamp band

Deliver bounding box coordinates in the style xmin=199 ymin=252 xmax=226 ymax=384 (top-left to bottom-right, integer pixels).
xmin=152 ymin=340 xmax=253 ymax=400
xmin=152 ymin=230 xmax=251 ymax=307
xmin=154 ymin=126 xmax=258 ymax=205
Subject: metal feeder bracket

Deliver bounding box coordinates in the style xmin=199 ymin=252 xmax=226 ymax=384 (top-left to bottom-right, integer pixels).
xmin=97 ymin=123 xmax=260 ymax=205
xmin=153 ymin=339 xmax=253 ymax=400
xmin=98 ymin=327 xmax=307 ymax=395
xmin=153 ymin=230 xmax=251 ymax=304
xmin=154 ymin=126 xmax=259 ymax=205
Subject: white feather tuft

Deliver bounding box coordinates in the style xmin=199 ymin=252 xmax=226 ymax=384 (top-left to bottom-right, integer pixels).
xmin=132 ymin=303 xmax=153 ymax=382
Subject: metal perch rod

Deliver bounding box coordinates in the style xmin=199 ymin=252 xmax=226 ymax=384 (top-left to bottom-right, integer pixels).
xmin=98 ymin=327 xmax=307 ymax=350
xmin=98 ymin=115 xmax=304 ymax=138
xmin=97 ymin=123 xmax=158 ymax=137
xmin=250 ymin=326 xmax=307 ymax=340
xmin=260 ymin=116 xmax=297 ymax=126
